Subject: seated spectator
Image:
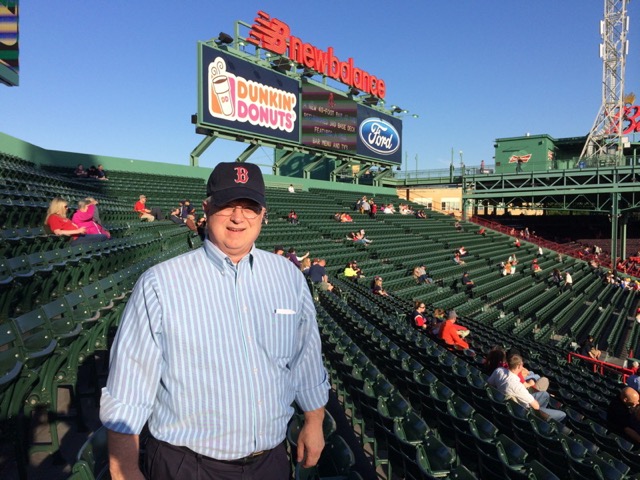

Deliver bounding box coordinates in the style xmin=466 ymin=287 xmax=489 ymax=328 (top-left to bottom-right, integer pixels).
xmin=134 ymin=195 xmax=155 ymax=222
xmin=72 ymin=198 xmax=111 ymax=239
xmin=453 ymin=252 xmax=465 ymax=265
xmin=383 ymin=204 xmax=395 ymax=214
xmin=343 ymin=261 xmax=364 ymax=281
xmin=482 ymin=346 xmax=507 ymax=376
xmin=287 ymin=210 xmax=299 ymax=224
xmin=607 ymin=387 xmax=640 ymax=443
xmin=537 ymin=246 xmax=544 ymax=257
xmin=87 ymin=165 xmax=98 ymax=178
xmin=169 ymin=207 xmax=186 ymax=226
xmin=514 ymin=238 xmax=521 ymax=248
xmin=412 ymin=265 xmax=433 ymax=284
xmin=506 ymin=348 xmax=549 ymax=392
xmin=458 ymin=246 xmax=468 ymax=257
xmin=45 ymin=197 xmax=108 ymax=246
xmin=438 ymin=310 xmax=470 ymax=350
xmin=74 ymin=164 xmax=88 ymax=177
xmin=416 ymin=209 xmax=427 ymax=219
xmin=461 ymin=272 xmax=475 ymax=298
xmin=371 ymin=276 xmax=389 ymax=296
xmin=179 ymin=199 xmax=196 ymax=219
xmin=273 ymin=245 xmax=285 ymax=256
xmin=410 ymin=301 xmax=428 ymax=331
xmin=430 ymin=308 xmax=446 ymax=335
xmin=477 ymin=227 xmax=486 ymax=236
xmin=300 ymin=257 xmax=311 ymax=275
xmin=361 ymin=199 xmax=371 ymax=215
xmin=454 ymin=221 xmax=462 ymax=232
xmin=531 ymin=259 xmax=542 ymax=273
xmin=508 ymin=254 xmax=518 ymax=265
xmin=308 ymin=258 xmax=334 ymax=292
xmin=503 ymin=261 xmax=515 ymax=276
xmin=285 ymin=247 xmax=309 ymax=269
xmin=96 ymin=164 xmax=108 ymax=180
xmin=551 ymin=268 xmax=562 ymax=287
xmin=488 ymin=355 xmax=566 ymax=422
xmin=288 ymin=184 xmax=295 ymax=193
xmin=352 ymin=229 xmax=372 ymax=245
xmin=580 ymin=335 xmax=601 ymax=360
xmin=627 ymin=363 xmax=640 ymax=392
xmin=339 ymin=212 xmax=353 ymax=223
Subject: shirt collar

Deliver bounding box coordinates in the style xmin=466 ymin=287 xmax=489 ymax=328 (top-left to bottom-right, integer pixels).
xmin=203 ymin=238 xmax=255 ymax=273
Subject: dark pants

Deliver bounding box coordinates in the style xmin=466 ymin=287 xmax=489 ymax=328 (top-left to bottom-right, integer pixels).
xmin=145 ymin=437 xmax=291 ymax=480
xmin=70 ymin=234 xmax=109 ymax=246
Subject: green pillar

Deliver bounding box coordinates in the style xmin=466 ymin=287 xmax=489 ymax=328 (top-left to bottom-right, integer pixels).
xmin=611 ymin=193 xmax=620 ymax=271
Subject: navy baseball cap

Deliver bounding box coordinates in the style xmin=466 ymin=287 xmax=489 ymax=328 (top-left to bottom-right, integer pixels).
xmin=206 ymin=162 xmax=266 ymax=208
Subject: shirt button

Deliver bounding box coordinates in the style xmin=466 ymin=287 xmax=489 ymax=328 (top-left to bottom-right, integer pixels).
xmin=254 ymin=368 xmax=258 ymax=374
xmin=243 ymin=306 xmax=248 ymax=313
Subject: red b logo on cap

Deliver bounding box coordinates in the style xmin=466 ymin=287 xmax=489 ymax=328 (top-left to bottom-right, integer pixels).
xmin=234 ymin=167 xmax=249 ymax=184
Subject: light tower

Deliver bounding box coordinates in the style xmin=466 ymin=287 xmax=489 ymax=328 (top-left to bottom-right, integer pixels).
xmin=580 ymin=0 xmax=630 ymax=163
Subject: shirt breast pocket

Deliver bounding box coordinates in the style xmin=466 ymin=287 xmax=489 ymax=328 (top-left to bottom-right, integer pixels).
xmin=257 ymin=312 xmax=300 ymax=360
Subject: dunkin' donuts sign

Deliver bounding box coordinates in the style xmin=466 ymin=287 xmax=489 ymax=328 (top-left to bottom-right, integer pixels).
xmin=247 ymin=11 xmax=386 ymax=100
xmin=200 ymin=46 xmax=300 ymax=143
xmin=208 ymin=56 xmax=297 ymax=132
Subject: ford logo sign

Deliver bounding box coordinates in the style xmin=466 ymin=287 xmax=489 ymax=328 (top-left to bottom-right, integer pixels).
xmin=359 ymin=118 xmax=400 ymax=155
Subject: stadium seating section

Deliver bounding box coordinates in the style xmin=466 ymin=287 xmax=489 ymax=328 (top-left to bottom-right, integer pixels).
xmin=1 ymin=152 xmax=639 ymax=479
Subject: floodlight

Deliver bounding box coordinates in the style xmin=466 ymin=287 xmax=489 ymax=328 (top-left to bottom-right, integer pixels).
xmin=363 ymin=95 xmax=379 ymax=106
xmin=217 ymin=32 xmax=234 ymax=45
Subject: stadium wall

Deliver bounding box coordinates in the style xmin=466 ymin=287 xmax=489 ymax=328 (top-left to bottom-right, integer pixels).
xmin=0 ymin=131 xmax=398 ymax=195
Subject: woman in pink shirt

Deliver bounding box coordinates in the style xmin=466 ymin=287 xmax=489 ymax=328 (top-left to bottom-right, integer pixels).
xmin=72 ymin=198 xmax=111 ymax=238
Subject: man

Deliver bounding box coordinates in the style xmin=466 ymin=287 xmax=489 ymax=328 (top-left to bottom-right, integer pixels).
xmin=101 ymin=162 xmax=329 ymax=479
xmin=488 ymin=354 xmax=566 ymax=422
xmin=308 ymin=258 xmax=333 ymax=292
xmin=133 ymin=195 xmax=155 ymax=222
xmin=438 ymin=310 xmax=470 ymax=350
xmin=564 ymin=271 xmax=573 ymax=292
xmin=607 ymin=387 xmax=640 ymax=444
xmin=627 ymin=362 xmax=640 ymax=392
xmin=461 ymin=272 xmax=475 ymax=298
xmin=273 ymin=245 xmax=285 ymax=256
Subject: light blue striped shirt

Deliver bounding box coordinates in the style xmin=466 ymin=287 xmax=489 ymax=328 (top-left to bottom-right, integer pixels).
xmin=100 ymin=239 xmax=329 ymax=460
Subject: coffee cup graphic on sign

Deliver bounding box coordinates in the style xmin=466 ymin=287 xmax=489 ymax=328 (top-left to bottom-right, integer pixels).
xmin=210 ymin=58 xmax=234 ymax=117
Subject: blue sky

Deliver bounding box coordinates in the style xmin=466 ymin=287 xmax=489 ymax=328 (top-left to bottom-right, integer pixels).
xmin=1 ymin=0 xmax=638 ymax=172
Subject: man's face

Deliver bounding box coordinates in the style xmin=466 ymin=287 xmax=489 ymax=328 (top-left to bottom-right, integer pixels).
xmin=205 ymin=199 xmax=264 ymax=263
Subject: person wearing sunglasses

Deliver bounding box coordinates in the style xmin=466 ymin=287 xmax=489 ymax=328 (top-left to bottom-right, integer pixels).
xmin=45 ymin=197 xmax=107 ymax=245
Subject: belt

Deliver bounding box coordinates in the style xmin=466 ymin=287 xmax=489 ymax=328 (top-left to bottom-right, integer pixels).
xmin=214 ymin=450 xmax=268 ymax=466
xmin=155 ymin=437 xmax=274 ymax=467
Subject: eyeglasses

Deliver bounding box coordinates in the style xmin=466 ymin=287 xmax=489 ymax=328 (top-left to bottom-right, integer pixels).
xmin=213 ymin=205 xmax=263 ymax=220
xmin=64 ymin=205 xmax=69 ymax=210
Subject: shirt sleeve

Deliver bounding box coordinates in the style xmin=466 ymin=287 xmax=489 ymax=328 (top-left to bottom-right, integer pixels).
xmin=99 ymin=270 xmax=164 ymax=434
xmin=290 ymin=275 xmax=329 ymax=412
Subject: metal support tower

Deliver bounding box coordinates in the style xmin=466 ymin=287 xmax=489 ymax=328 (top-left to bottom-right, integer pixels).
xmin=580 ymin=0 xmax=630 ymax=162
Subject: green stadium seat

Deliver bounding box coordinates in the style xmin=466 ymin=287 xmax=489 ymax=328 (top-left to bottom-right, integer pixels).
xmin=71 ymin=425 xmax=109 ymax=480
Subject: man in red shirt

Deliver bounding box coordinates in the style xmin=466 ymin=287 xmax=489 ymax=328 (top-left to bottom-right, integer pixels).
xmin=134 ymin=195 xmax=155 ymax=222
xmin=439 ymin=310 xmax=470 ymax=349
